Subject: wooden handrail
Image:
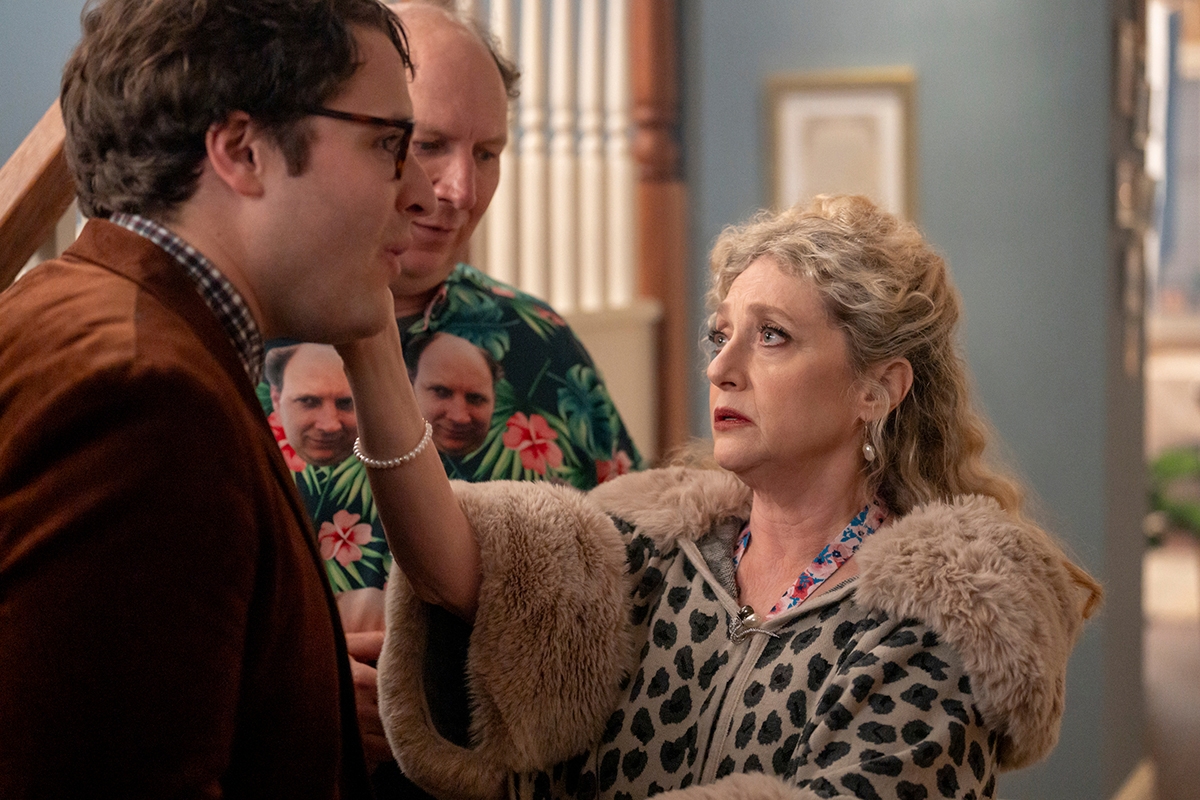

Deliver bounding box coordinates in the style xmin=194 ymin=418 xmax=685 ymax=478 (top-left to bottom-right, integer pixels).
xmin=631 ymin=0 xmax=690 ymax=456
xmin=0 ymin=101 xmax=75 ymax=291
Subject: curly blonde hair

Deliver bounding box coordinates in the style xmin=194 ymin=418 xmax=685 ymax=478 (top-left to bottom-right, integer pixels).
xmin=707 ymin=194 xmax=1024 ymax=517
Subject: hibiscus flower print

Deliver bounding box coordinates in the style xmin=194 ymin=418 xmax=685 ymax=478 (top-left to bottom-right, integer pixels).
xmin=318 ymin=510 xmax=373 ymax=566
xmin=535 ymin=306 xmax=565 ymax=327
xmin=267 ymin=410 xmax=307 ymax=472
xmin=502 ymin=412 xmax=563 ymax=475
xmin=596 ymin=450 xmax=633 ymax=484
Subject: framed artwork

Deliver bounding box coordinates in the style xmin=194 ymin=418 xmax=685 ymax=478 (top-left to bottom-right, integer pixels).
xmin=766 ymin=67 xmax=917 ymax=220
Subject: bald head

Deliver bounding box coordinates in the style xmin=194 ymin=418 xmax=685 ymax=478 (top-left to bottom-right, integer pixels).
xmin=411 ymin=332 xmax=497 ymax=457
xmin=394 ymin=3 xmax=518 ymax=97
xmin=387 ymin=3 xmax=515 ymax=316
xmin=269 ymin=344 xmax=357 ymax=466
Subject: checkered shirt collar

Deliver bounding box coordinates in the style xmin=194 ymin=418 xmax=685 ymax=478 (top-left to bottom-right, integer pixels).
xmin=109 ymin=213 xmax=264 ymax=384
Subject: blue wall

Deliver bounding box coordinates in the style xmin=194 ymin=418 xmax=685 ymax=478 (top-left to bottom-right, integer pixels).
xmin=682 ymin=2 xmax=1139 ymax=798
xmin=0 ymin=2 xmax=84 ymax=164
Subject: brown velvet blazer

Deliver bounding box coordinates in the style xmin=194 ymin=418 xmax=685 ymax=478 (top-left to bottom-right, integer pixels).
xmin=0 ymin=220 xmax=372 ymax=799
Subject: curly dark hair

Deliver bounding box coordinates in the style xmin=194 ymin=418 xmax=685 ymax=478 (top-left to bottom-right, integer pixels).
xmin=62 ymin=0 xmax=412 ymax=219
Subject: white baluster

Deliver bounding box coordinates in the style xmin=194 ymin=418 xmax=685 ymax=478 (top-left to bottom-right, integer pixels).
xmin=577 ymin=0 xmax=606 ymax=312
xmin=485 ymin=0 xmax=518 ymax=285
xmin=548 ymin=0 xmax=577 ymax=312
xmin=459 ymin=0 xmax=484 ymax=271
xmin=518 ymin=0 xmax=549 ymax=299
xmin=604 ymin=0 xmax=635 ymax=309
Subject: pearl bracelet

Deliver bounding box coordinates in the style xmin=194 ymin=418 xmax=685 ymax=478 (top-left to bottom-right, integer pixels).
xmin=353 ymin=420 xmax=433 ymax=469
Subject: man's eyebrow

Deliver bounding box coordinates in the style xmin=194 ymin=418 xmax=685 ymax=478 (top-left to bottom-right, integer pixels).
xmin=414 ymin=125 xmax=507 ymax=148
xmin=413 ymin=124 xmax=454 ymax=140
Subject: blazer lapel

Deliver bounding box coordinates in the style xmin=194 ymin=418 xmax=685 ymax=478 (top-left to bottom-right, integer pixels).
xmin=64 ymin=220 xmax=321 ymax=541
xmin=63 ymin=219 xmax=373 ymax=793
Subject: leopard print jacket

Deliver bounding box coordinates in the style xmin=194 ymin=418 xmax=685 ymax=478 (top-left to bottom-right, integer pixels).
xmin=378 ymin=468 xmax=1096 ymax=800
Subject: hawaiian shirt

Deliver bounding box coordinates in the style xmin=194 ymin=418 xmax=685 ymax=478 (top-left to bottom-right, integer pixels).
xmin=258 ymin=263 xmax=644 ymax=592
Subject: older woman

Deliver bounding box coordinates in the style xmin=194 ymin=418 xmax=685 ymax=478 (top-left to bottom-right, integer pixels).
xmin=338 ymin=195 xmax=1101 ymax=800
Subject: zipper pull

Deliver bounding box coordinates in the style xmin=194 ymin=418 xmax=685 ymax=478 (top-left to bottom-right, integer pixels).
xmin=730 ymin=605 xmax=777 ymax=643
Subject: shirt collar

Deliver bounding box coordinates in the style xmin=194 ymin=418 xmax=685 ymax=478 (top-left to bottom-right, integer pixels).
xmin=109 ymin=213 xmax=264 ymax=384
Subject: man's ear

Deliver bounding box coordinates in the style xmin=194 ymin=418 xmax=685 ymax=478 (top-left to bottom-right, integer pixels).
xmin=860 ymin=357 xmax=914 ymax=422
xmin=270 ymin=385 xmax=282 ymax=413
xmin=205 ymin=111 xmax=270 ymax=198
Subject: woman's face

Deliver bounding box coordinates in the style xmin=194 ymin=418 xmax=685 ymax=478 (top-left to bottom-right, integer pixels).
xmin=707 ymin=257 xmax=870 ymax=483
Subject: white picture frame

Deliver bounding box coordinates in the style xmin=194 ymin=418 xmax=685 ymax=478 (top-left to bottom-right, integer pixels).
xmin=767 ymin=68 xmax=917 ymax=221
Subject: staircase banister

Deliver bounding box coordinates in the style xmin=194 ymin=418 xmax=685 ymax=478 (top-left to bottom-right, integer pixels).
xmin=0 ymin=100 xmax=75 ymax=291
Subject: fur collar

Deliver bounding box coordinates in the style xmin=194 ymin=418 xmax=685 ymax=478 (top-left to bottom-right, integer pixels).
xmin=589 ymin=467 xmax=1093 ymax=770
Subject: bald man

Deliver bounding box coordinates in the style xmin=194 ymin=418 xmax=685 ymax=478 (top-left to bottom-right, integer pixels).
xmin=267 ymin=344 xmax=358 ymax=467
xmin=408 ymin=332 xmax=500 ymax=457
xmin=386 ymin=2 xmax=640 ymax=485
xmin=387 ymin=3 xmax=513 ymax=317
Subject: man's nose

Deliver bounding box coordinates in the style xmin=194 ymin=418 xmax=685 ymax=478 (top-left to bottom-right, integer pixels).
xmin=445 ymin=396 xmax=473 ymax=423
xmin=398 ymin=154 xmax=434 ymax=217
xmin=437 ymin=151 xmax=477 ymax=211
xmin=313 ymin=402 xmax=342 ymax=431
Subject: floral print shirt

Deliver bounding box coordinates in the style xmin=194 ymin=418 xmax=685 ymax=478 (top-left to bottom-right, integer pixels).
xmin=258 ymin=263 xmax=643 ymax=592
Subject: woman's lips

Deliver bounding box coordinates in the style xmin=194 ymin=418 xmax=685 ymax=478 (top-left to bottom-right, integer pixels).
xmin=711 ymin=406 xmax=751 ymax=432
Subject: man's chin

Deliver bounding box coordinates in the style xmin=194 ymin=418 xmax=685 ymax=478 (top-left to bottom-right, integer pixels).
xmin=293 ymin=296 xmax=394 ymax=345
xmin=301 ymin=450 xmax=354 ymax=468
xmin=392 ymin=253 xmax=457 ymax=294
xmin=432 ymin=437 xmax=483 ymax=459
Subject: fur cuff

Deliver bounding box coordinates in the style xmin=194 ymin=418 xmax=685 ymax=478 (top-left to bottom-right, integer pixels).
xmin=854 ymin=495 xmax=1090 ymax=771
xmin=377 ymin=480 xmax=634 ymax=800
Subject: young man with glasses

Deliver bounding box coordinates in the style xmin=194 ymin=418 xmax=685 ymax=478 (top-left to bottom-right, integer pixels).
xmin=0 ymin=1 xmax=432 ymax=797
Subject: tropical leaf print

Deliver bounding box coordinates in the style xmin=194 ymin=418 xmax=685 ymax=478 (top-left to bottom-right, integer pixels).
xmin=429 ymin=297 xmax=513 ymax=363
xmin=456 ymin=263 xmax=561 ymax=341
xmin=555 ymin=364 xmax=618 ymax=457
xmin=324 ymin=540 xmax=389 ymax=591
xmin=538 ymin=411 xmax=581 ymax=470
xmin=326 ymin=562 xmax=353 ymax=592
xmin=320 ymin=459 xmax=378 ymax=525
xmin=256 ymin=381 xmax=273 ymax=415
xmin=297 ymin=465 xmax=327 ymax=501
xmin=505 ymin=298 xmax=560 ymax=341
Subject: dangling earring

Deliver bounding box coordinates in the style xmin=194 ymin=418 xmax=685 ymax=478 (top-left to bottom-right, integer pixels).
xmin=862 ymin=439 xmax=877 ymax=463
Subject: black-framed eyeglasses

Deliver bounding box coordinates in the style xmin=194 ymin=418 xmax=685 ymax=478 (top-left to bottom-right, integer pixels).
xmin=306 ymin=107 xmax=415 ymax=180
